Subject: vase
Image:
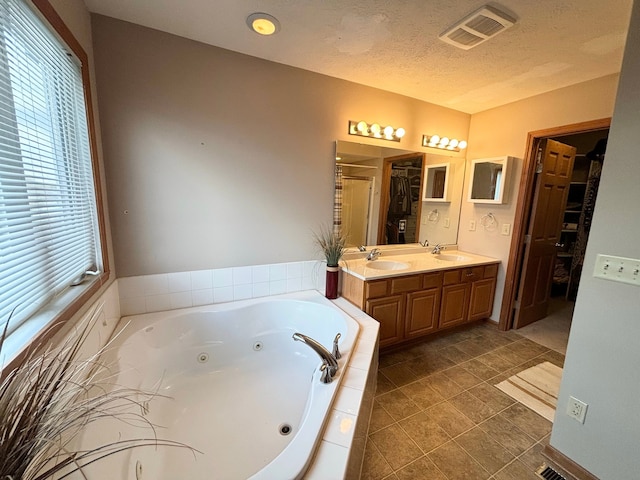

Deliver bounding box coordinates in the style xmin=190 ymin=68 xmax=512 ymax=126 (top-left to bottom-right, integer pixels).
xmin=325 ymin=265 xmax=340 ymax=299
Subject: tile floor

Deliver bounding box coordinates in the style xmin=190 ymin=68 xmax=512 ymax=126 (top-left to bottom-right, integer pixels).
xmin=516 ymin=298 xmax=573 ymax=355
xmin=361 ymin=321 xmax=566 ymax=480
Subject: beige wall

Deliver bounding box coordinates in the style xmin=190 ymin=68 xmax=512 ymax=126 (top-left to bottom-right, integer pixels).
xmin=91 ymin=15 xmax=470 ymax=277
xmin=459 ymin=74 xmax=619 ymax=319
xmin=549 ymin=1 xmax=640 ymax=476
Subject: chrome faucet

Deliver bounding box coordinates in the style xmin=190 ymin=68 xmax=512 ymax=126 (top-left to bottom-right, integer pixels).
xmin=358 ymin=245 xmax=367 ymax=252
xmin=292 ymin=332 xmax=340 ymax=383
xmin=366 ymin=248 xmax=381 ymax=261
xmin=431 ymin=243 xmax=445 ymax=254
xmin=419 ymin=239 xmax=429 ymax=247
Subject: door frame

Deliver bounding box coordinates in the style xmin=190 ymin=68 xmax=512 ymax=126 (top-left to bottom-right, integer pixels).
xmin=377 ymin=152 xmax=425 ymax=244
xmin=498 ymin=118 xmax=611 ymax=330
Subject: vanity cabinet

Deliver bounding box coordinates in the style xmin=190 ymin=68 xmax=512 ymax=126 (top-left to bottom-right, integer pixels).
xmin=341 ymin=263 xmax=498 ymax=348
xmin=365 ymin=295 xmax=404 ymax=347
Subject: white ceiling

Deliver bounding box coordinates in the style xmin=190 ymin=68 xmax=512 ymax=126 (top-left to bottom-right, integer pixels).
xmin=83 ymin=0 xmax=633 ymax=114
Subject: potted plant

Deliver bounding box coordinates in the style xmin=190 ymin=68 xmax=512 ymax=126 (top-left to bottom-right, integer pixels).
xmin=313 ymin=225 xmax=347 ymax=299
xmin=0 ymin=307 xmax=193 ymax=480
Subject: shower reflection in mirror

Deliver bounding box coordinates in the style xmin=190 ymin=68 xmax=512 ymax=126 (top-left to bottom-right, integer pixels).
xmin=334 ymin=141 xmax=466 ymax=248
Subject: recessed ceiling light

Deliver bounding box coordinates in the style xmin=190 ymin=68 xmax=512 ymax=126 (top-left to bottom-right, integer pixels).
xmin=247 ymin=13 xmax=280 ymax=36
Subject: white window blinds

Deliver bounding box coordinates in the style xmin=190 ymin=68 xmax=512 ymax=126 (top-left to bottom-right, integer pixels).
xmin=0 ymin=0 xmax=101 ymax=334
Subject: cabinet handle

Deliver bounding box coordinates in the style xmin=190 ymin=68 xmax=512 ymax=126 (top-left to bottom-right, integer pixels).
xmin=466 ymin=272 xmax=475 ymax=277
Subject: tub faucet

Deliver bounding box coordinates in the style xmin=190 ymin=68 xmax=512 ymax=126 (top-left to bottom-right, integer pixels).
xmin=292 ymin=332 xmax=340 ymax=383
xmin=366 ymin=248 xmax=381 ymax=261
xmin=431 ymin=243 xmax=445 ymax=254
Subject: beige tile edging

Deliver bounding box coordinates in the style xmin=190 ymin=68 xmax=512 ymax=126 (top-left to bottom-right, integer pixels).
xmin=304 ymin=297 xmax=380 ymax=479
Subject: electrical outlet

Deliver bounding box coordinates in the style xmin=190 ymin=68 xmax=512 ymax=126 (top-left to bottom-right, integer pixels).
xmin=567 ymin=396 xmax=588 ymax=423
xmin=444 ymin=217 xmax=450 ymax=228
xmin=469 ymin=220 xmax=476 ymax=231
xmin=501 ymin=223 xmax=511 ymax=236
xmin=421 ymin=215 xmax=428 ymax=225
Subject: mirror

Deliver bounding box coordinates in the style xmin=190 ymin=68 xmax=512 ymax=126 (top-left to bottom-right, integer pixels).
xmin=468 ymin=156 xmax=510 ymax=204
xmin=335 ymin=140 xmax=466 ymax=248
xmin=423 ymin=163 xmax=450 ymax=202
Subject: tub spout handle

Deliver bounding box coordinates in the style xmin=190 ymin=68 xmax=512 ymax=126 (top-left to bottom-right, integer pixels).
xmin=319 ymin=361 xmax=333 ymax=384
xmin=332 ymin=333 xmax=342 ymax=360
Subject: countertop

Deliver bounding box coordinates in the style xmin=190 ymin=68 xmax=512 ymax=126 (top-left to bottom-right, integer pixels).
xmin=340 ymin=248 xmax=500 ymax=281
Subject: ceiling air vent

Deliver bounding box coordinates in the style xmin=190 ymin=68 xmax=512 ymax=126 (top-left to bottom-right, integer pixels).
xmin=439 ymin=5 xmax=517 ymax=50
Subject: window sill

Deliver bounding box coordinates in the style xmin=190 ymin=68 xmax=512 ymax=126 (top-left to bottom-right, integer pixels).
xmin=1 ymin=276 xmax=106 ymax=373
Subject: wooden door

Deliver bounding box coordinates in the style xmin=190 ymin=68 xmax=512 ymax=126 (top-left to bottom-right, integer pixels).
xmin=439 ymin=283 xmax=471 ymax=329
xmin=366 ymin=295 xmax=404 ymax=347
xmin=469 ymin=278 xmax=497 ymax=322
xmin=405 ymin=289 xmax=440 ymax=338
xmin=513 ymin=139 xmax=576 ymax=328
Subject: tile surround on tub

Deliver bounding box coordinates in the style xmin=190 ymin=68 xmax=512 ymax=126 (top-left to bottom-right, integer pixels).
xmin=118 ymin=261 xmax=326 ymax=316
xmin=305 ymin=296 xmax=380 ymax=479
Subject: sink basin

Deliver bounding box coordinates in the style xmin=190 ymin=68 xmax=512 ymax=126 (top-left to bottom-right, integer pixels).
xmin=435 ymin=254 xmax=470 ymax=262
xmin=366 ymin=260 xmax=410 ymax=271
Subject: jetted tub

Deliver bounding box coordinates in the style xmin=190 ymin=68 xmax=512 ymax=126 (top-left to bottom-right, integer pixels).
xmin=81 ymin=290 xmax=360 ymax=480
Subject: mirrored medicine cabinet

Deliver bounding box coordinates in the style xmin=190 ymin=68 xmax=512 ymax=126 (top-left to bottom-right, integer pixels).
xmin=468 ymin=156 xmax=511 ymax=204
xmin=423 ymin=163 xmax=451 ymax=202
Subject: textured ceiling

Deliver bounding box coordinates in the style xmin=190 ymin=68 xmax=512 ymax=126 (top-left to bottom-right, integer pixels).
xmin=83 ymin=0 xmax=633 ymax=114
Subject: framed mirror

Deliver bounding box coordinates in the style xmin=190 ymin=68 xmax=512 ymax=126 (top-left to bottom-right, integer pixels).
xmin=335 ymin=140 xmax=466 ymax=248
xmin=468 ymin=156 xmax=511 ymax=204
xmin=423 ymin=163 xmax=450 ymax=202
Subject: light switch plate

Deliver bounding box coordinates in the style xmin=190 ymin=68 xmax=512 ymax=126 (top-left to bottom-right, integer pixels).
xmin=501 ymin=223 xmax=511 ymax=235
xmin=444 ymin=218 xmax=450 ymax=228
xmin=593 ymin=254 xmax=640 ymax=286
xmin=469 ymin=220 xmax=476 ymax=231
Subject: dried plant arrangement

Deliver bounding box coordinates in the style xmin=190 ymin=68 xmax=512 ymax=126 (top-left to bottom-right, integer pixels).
xmin=313 ymin=225 xmax=348 ymax=267
xmin=0 ymin=307 xmax=196 ymax=480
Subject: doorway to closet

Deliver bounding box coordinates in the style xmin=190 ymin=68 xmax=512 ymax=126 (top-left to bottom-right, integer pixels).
xmin=377 ymin=153 xmax=424 ymax=245
xmin=500 ymin=119 xmax=610 ymax=353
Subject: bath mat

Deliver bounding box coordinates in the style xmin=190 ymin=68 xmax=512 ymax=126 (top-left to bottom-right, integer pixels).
xmin=495 ymin=361 xmax=562 ymax=422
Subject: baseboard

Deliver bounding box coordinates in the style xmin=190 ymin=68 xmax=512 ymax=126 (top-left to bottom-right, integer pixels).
xmin=542 ymin=445 xmax=599 ymax=480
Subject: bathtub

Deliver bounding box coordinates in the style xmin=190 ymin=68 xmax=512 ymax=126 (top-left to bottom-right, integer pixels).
xmin=82 ymin=290 xmax=361 ymax=480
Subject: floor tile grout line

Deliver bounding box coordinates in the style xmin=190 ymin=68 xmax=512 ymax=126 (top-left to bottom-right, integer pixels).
xmin=450 ymin=435 xmax=499 ymax=478
xmin=365 ymin=430 xmax=395 ymax=478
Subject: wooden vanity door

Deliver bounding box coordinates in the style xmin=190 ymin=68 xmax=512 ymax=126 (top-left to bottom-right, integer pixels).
xmin=405 ymin=288 xmax=441 ymax=338
xmin=366 ymin=295 xmax=404 ymax=347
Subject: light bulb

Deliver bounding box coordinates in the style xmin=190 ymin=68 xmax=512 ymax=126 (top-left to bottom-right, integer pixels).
xmin=449 ymin=139 xmax=459 ymax=148
xmin=383 ymin=126 xmax=394 ymax=138
xmin=429 ymin=135 xmax=440 ymax=145
xmin=439 ymin=137 xmax=449 ymax=147
xmin=395 ymin=127 xmax=405 ymax=138
xmin=370 ymin=123 xmax=381 ymax=136
xmin=356 ymin=121 xmax=368 ymax=133
xmin=247 ymin=13 xmax=280 ymax=36
xmin=458 ymin=140 xmax=467 ymax=150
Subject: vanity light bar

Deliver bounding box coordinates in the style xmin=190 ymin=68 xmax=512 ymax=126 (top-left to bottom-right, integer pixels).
xmin=349 ymin=120 xmax=405 ymax=142
xmin=422 ymin=134 xmax=467 ymax=152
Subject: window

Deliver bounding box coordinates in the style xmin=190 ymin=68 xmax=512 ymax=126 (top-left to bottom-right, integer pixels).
xmin=0 ymin=0 xmax=104 ymax=338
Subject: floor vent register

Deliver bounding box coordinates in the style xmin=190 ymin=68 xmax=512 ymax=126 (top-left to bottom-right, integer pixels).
xmin=536 ymin=463 xmax=568 ymax=480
